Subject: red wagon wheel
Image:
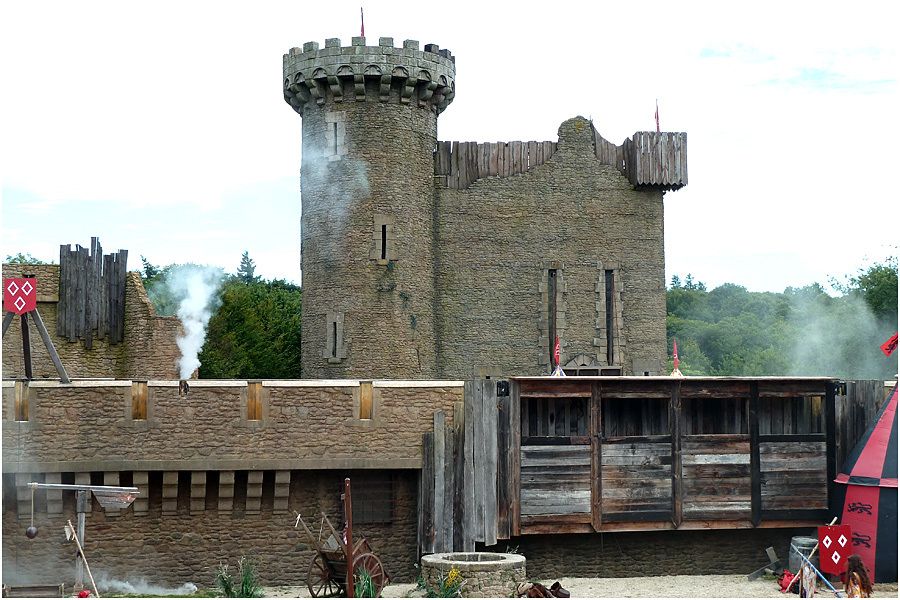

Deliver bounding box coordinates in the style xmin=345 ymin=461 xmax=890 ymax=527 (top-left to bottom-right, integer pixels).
xmin=353 ymin=552 xmax=388 ymax=597
xmin=307 ymin=553 xmax=341 ymax=598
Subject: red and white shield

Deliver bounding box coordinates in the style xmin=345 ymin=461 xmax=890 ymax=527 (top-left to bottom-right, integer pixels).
xmin=3 ymin=278 xmax=37 ymax=315
xmin=819 ymin=524 xmax=852 ymax=575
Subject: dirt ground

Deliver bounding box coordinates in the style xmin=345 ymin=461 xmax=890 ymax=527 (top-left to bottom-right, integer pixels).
xmin=267 ymin=575 xmax=898 ymax=598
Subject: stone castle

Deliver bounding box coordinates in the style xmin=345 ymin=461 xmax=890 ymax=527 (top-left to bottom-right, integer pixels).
xmin=283 ymin=36 xmax=687 ymax=381
xmin=2 ymin=35 xmax=701 ymax=590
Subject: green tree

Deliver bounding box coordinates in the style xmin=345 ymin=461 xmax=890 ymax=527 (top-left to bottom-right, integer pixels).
xmin=5 ymin=252 xmax=51 ymax=264
xmin=198 ymin=278 xmax=302 ymax=379
xmin=834 ymin=256 xmax=898 ymax=324
xmin=236 ymin=251 xmax=260 ymax=284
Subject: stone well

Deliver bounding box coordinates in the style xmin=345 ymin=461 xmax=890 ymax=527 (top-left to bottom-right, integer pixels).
xmin=420 ymin=552 xmax=526 ymax=598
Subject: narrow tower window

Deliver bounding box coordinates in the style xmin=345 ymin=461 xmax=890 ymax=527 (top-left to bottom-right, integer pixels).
xmin=371 ymin=215 xmax=396 ymax=264
xmin=323 ymin=312 xmax=346 ymax=362
xmin=333 ymin=122 xmax=339 ymax=156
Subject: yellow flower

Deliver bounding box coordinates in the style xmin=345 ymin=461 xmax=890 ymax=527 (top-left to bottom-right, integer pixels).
xmin=445 ymin=566 xmax=461 ymax=588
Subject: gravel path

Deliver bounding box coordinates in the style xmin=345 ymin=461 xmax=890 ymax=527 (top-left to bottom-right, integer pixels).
xmin=267 ymin=575 xmax=897 ymax=598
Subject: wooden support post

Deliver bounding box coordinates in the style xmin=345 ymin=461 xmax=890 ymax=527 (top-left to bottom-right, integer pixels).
xmin=343 ymin=478 xmax=354 ymax=598
xmin=433 ymin=411 xmax=446 ymax=552
xmin=30 ymin=308 xmax=70 ymax=383
xmin=509 ymin=379 xmax=521 ymax=537
xmin=2 ymin=311 xmax=14 ymax=336
xmin=670 ymin=380 xmax=683 ymax=528
xmin=21 ymin=314 xmax=32 ymax=380
xmin=75 ymin=490 xmax=89 ymax=591
xmin=825 ymin=382 xmax=837 ymax=516
xmin=591 ymin=381 xmax=602 ymax=531
xmin=749 ymin=382 xmax=761 ymax=526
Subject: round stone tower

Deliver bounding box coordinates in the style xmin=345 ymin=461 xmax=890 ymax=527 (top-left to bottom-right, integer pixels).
xmin=283 ymin=36 xmax=456 ymax=379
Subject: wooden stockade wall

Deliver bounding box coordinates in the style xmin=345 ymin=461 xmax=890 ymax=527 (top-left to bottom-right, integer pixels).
xmin=419 ymin=378 xmax=888 ymax=553
xmin=57 ymin=238 xmax=128 ymax=348
xmin=418 ymin=377 xmax=861 ymax=554
xmin=434 ymin=141 xmax=558 ymax=189
xmin=435 ymin=130 xmax=686 ymax=191
xmin=418 ymin=380 xmax=512 ymax=554
xmin=834 ymin=380 xmax=892 ymax=470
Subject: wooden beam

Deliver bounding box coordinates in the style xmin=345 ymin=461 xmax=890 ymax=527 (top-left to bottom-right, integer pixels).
xmin=21 ymin=314 xmax=33 ymax=379
xmin=591 ymin=381 xmax=602 ymax=531
xmin=2 ymin=311 xmax=14 ymax=337
xmin=510 ymin=379 xmax=521 ymax=537
xmin=29 ymin=309 xmax=70 ymax=383
xmin=825 ymin=381 xmax=837 ymax=515
xmin=671 ymin=380 xmax=683 ymax=528
xmin=433 ymin=411 xmax=445 ymax=552
xmin=749 ymin=382 xmax=761 ymax=527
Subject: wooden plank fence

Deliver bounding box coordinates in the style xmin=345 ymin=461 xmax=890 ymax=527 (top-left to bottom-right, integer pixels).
xmin=418 ymin=378 xmax=889 ymax=553
xmin=420 ymin=379 xmax=514 ymax=554
xmin=434 ymin=141 xmax=558 ymax=189
xmin=434 ymin=128 xmax=687 ymax=191
xmin=57 ymin=238 xmax=128 ymax=347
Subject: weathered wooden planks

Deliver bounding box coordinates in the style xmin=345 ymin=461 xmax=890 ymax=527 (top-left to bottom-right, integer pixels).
xmin=57 ymin=239 xmax=127 ymax=346
xmin=625 ymin=131 xmax=687 ymax=190
xmin=758 ymin=440 xmax=828 ymax=513
xmin=601 ymin=441 xmax=672 ymax=520
xmin=681 ymin=437 xmax=751 ymax=521
xmin=434 ymin=140 xmax=559 ymax=189
xmin=520 ymin=445 xmax=591 ymax=519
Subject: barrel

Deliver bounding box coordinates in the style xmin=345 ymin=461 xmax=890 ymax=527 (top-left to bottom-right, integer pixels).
xmin=789 ymin=536 xmax=819 ymax=573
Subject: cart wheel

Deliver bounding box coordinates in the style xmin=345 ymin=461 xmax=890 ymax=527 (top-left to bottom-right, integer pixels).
xmin=353 ymin=552 xmax=388 ymax=597
xmin=307 ymin=553 xmax=340 ymax=598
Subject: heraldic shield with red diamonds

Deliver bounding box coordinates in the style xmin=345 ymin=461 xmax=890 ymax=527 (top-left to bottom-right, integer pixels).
xmin=3 ymin=278 xmax=37 ymax=315
xmin=818 ymin=524 xmax=852 ymax=575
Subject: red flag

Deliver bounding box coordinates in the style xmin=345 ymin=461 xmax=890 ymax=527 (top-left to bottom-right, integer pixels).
xmin=673 ymin=337 xmax=679 ymax=371
xmin=882 ymin=332 xmax=898 ymax=357
xmin=553 ymin=335 xmax=560 ymax=367
xmin=818 ymin=524 xmax=852 ymax=575
xmin=360 ymin=6 xmax=365 ymax=38
xmin=3 ymin=277 xmax=37 ymax=315
xmin=655 ymin=99 xmax=660 ymax=132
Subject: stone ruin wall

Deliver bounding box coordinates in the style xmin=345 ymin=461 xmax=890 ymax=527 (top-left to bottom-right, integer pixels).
xmin=2 ymin=264 xmax=182 ymax=380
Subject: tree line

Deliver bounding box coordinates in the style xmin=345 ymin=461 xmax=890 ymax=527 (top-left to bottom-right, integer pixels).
xmin=667 ymin=258 xmax=897 ymax=380
xmin=7 ymin=251 xmax=896 ymax=380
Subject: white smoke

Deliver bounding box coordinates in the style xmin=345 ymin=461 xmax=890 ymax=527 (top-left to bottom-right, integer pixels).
xmin=166 ymin=265 xmax=224 ymax=379
xmin=97 ymin=574 xmax=198 ymax=596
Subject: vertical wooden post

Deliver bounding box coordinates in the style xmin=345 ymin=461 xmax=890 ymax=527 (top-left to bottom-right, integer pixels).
xmin=21 ymin=314 xmax=33 ymax=380
xmin=670 ymin=380 xmax=683 ymax=528
xmin=343 ymin=478 xmax=354 ymax=598
xmin=749 ymin=381 xmax=761 ymax=527
xmin=30 ymin=309 xmax=70 ymax=383
xmin=591 ymin=380 xmax=602 ymax=532
xmin=75 ymin=490 xmax=89 ymax=591
xmin=824 ymin=381 xmax=837 ymax=516
xmin=509 ymin=380 xmax=521 ymax=538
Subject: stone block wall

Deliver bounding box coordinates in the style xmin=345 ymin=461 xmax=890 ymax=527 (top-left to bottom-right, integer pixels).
xmin=2 ymin=381 xmax=463 ymax=470
xmin=504 ymin=528 xmax=811 ymax=579
xmin=1 ymin=469 xmax=419 ymax=587
xmin=435 ymin=117 xmax=667 ymax=378
xmin=2 ymin=265 xmax=181 ymax=380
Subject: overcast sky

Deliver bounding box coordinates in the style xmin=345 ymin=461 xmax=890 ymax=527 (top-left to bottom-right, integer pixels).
xmin=2 ymin=1 xmax=897 ymax=292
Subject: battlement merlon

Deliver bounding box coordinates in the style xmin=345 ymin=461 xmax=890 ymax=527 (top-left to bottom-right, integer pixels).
xmin=283 ymin=37 xmax=456 ymax=115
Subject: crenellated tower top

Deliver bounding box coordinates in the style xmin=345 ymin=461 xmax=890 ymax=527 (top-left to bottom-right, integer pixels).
xmin=283 ymin=37 xmax=456 ymax=115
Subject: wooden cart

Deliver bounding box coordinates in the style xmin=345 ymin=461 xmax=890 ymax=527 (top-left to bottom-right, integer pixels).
xmin=295 ymin=513 xmax=389 ymax=597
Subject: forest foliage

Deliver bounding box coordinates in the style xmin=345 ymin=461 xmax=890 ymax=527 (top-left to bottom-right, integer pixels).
xmin=136 ymin=254 xmax=896 ymax=380
xmin=667 ymin=257 xmax=897 ymax=379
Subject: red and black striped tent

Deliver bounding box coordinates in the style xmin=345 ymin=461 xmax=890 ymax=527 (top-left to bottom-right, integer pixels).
xmin=835 ymin=385 xmax=897 ymax=583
